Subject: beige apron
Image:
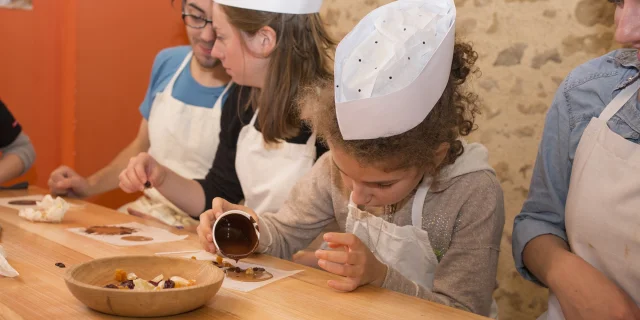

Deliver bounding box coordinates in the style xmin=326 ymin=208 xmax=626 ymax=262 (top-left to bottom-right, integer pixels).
xmin=235 ymin=110 xmax=317 ymax=214
xmin=120 ymin=52 xmax=233 ymax=227
xmin=540 ymin=79 xmax=640 ymax=319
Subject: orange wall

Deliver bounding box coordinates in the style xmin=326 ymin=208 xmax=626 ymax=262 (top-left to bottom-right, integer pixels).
xmin=0 ymin=0 xmax=63 ymax=187
xmin=0 ymin=0 xmax=188 ymax=208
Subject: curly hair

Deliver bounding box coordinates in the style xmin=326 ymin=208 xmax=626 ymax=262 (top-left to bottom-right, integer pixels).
xmin=300 ymin=41 xmax=480 ymax=175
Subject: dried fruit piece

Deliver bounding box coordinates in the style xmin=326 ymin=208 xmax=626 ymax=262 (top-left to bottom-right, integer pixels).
xmin=55 ymin=262 xmax=66 ymax=268
xmin=148 ymin=281 xmax=159 ymax=287
xmin=216 ymin=256 xmax=223 ymax=265
xmin=114 ymin=269 xmax=127 ymax=282
xmin=223 ymin=261 xmax=234 ymax=268
xmin=245 ymin=268 xmax=254 ymax=276
xmin=120 ymin=280 xmax=135 ymax=289
xmin=191 ymin=256 xmax=197 ymax=260
xmin=104 ymin=284 xmax=118 ymax=289
xmin=163 ymin=279 xmax=175 ymax=289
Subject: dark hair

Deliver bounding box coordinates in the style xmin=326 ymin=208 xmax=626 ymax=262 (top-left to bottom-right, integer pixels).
xmin=300 ymin=41 xmax=481 ymax=175
xmin=170 ymin=0 xmax=185 ymax=7
xmin=219 ymin=5 xmax=336 ymax=143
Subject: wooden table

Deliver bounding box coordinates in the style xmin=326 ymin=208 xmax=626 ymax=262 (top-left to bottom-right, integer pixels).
xmin=0 ymin=188 xmax=488 ymax=319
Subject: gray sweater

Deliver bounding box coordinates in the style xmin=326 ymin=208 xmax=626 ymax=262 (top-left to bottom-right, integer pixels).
xmin=1 ymin=133 xmax=36 ymax=174
xmin=257 ymin=152 xmax=505 ymax=317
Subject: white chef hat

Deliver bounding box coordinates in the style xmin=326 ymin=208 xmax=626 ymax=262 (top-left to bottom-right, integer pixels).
xmin=335 ymin=0 xmax=456 ymax=140
xmin=213 ymin=0 xmax=323 ymax=14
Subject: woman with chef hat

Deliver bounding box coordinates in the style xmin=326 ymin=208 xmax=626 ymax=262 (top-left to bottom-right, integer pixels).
xmin=512 ymin=0 xmax=640 ymax=319
xmin=197 ymin=0 xmax=504 ymax=317
xmin=119 ymin=0 xmax=334 ymax=220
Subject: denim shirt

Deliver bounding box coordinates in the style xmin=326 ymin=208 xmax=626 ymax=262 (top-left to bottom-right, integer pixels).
xmin=512 ymin=49 xmax=640 ymax=285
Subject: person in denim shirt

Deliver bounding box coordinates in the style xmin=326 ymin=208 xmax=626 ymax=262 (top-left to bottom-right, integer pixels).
xmin=512 ymin=1 xmax=640 ymax=319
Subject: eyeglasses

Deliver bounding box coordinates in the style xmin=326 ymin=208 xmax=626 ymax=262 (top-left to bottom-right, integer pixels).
xmin=182 ymin=13 xmax=213 ymax=29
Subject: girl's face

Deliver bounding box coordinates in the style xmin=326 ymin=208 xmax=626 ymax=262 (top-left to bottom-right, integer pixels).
xmin=612 ymin=0 xmax=640 ymax=57
xmin=210 ymin=2 xmax=270 ymax=88
xmin=330 ymin=144 xmax=425 ymax=207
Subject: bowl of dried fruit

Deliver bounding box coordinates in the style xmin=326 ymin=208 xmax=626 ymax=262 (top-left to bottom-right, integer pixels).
xmin=64 ymin=255 xmax=224 ymax=317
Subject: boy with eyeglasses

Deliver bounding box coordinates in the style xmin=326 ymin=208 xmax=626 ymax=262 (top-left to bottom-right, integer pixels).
xmin=48 ymin=0 xmax=235 ymax=228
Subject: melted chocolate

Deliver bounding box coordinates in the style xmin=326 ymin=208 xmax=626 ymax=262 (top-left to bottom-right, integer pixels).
xmin=225 ymin=267 xmax=273 ymax=282
xmin=121 ymin=236 xmax=153 ymax=241
xmin=85 ymin=226 xmax=136 ymax=235
xmin=8 ymin=200 xmax=37 ymax=205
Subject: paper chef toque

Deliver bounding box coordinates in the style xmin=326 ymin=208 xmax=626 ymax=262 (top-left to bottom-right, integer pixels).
xmin=214 ymin=0 xmax=323 ymax=14
xmin=335 ymin=0 xmax=456 ymax=140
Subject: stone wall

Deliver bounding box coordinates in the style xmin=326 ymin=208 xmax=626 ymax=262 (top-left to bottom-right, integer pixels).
xmin=320 ymin=1 xmax=617 ymax=319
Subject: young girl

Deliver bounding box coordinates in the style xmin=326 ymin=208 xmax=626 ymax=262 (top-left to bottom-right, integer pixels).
xmin=118 ymin=0 xmax=335 ymax=222
xmin=197 ymin=0 xmax=504 ymax=317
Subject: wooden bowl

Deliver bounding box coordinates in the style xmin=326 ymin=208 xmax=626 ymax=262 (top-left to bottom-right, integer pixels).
xmin=64 ymin=255 xmax=224 ymax=317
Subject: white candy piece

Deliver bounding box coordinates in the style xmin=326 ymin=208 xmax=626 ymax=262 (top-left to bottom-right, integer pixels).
xmin=126 ymin=272 xmax=138 ymax=280
xmin=169 ymin=276 xmax=190 ymax=287
xmin=155 ymin=280 xmax=166 ymax=291
xmin=151 ymin=274 xmax=164 ymax=283
xmin=18 ymin=195 xmax=70 ymax=222
xmin=132 ymin=278 xmax=156 ymax=291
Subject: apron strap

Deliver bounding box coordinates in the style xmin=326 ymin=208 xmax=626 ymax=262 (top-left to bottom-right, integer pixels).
xmin=217 ymin=81 xmax=234 ymax=106
xmin=305 ymin=132 xmax=317 ymax=147
xmin=411 ymin=177 xmax=432 ymax=228
xmin=249 ymin=109 xmax=259 ymax=126
xmin=165 ymin=51 xmax=193 ymax=96
xmin=599 ymin=78 xmax=640 ymax=122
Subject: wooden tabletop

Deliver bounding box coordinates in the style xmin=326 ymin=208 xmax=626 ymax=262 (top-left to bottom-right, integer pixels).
xmin=0 ymin=188 xmax=488 ymax=320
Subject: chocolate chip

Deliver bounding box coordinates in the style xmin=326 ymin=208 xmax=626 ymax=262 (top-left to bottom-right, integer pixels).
xmin=55 ymin=262 xmax=66 ymax=268
xmin=144 ymin=181 xmax=151 ymax=188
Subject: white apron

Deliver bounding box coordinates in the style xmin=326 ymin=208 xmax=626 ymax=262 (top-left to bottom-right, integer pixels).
xmin=540 ymin=79 xmax=640 ymax=320
xmin=121 ymin=51 xmax=233 ymax=227
xmin=235 ymin=111 xmax=317 ymax=214
xmin=344 ymin=144 xmax=499 ymax=318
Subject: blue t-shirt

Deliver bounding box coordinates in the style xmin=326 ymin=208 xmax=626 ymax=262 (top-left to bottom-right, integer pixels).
xmin=139 ymin=46 xmax=228 ymax=119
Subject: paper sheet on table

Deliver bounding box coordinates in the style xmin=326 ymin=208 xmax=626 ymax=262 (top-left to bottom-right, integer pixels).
xmin=0 ymin=195 xmax=83 ymax=211
xmin=155 ymin=250 xmax=303 ymax=292
xmin=67 ymin=222 xmax=188 ymax=247
xmin=0 ymin=245 xmax=19 ymax=277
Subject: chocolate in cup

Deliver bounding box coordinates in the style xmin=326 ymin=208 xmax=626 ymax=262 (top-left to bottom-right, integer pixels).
xmin=212 ymin=210 xmax=260 ymax=261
